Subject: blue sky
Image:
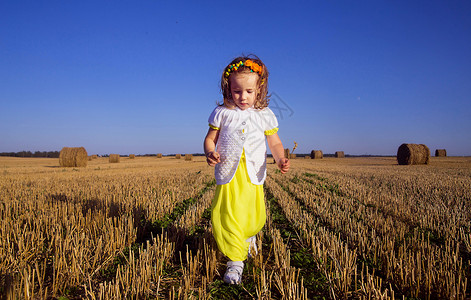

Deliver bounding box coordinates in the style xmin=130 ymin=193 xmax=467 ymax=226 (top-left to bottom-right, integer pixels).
xmin=1 ymin=1 xmax=470 ymax=156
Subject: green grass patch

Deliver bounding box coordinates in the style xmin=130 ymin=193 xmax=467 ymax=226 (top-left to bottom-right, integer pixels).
xmin=265 ymin=187 xmax=330 ymax=299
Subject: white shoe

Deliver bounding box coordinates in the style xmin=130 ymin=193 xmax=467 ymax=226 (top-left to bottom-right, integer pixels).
xmin=223 ymin=261 xmax=244 ymax=284
xmin=247 ymin=236 xmax=258 ymax=258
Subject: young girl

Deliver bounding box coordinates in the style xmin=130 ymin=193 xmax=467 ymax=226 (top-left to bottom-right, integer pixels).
xmin=204 ymin=55 xmax=290 ymax=284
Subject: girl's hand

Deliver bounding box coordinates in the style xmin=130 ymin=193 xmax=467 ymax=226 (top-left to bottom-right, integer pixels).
xmin=277 ymin=158 xmax=290 ymax=174
xmin=206 ymin=151 xmax=221 ymax=166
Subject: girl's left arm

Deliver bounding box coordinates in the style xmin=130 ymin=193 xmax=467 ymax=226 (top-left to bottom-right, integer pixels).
xmin=267 ymin=133 xmax=290 ymax=174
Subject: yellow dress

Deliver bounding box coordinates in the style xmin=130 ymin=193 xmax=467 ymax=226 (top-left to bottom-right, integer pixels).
xmin=211 ymin=149 xmax=266 ymax=261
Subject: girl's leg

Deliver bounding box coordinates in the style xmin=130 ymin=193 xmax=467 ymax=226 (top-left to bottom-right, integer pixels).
xmin=246 ymin=236 xmax=258 ymax=258
xmin=223 ymin=261 xmax=244 ymax=284
xmin=212 ymin=150 xmax=266 ymax=284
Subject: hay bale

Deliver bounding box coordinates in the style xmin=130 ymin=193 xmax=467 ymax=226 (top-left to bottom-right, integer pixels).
xmin=59 ymin=147 xmax=88 ymax=167
xmin=129 ymin=154 xmax=135 ymax=159
xmin=435 ymin=149 xmax=447 ymax=157
xmin=157 ymin=153 xmax=163 ymax=158
xmin=175 ymin=154 xmax=181 ymax=159
xmin=109 ymin=154 xmax=120 ymax=163
xmin=397 ymin=143 xmax=430 ymax=165
xmin=91 ymin=155 xmax=98 ymax=159
xmin=310 ymin=150 xmax=323 ymax=159
xmin=185 ymin=154 xmax=193 ymax=161
xmin=284 ymin=148 xmax=290 ymax=159
xmin=290 ymin=154 xmax=296 ymax=159
xmin=305 ymin=156 xmax=310 ymax=159
xmin=335 ymin=151 xmax=345 ymax=158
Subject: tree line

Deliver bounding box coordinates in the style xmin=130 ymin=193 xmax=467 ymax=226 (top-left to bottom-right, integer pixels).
xmin=0 ymin=151 xmax=60 ymax=158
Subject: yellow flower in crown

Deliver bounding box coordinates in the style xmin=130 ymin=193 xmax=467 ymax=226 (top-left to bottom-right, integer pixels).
xmin=224 ymin=59 xmax=263 ymax=78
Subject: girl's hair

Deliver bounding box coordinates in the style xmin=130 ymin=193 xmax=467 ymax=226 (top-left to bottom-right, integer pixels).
xmin=220 ymin=55 xmax=269 ymax=109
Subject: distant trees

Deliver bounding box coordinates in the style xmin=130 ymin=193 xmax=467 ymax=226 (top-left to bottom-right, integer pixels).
xmin=0 ymin=151 xmax=60 ymax=158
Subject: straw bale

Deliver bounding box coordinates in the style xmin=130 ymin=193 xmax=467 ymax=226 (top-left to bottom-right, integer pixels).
xmin=59 ymin=147 xmax=88 ymax=167
xmin=157 ymin=153 xmax=163 ymax=158
xmin=305 ymin=156 xmax=310 ymax=159
xmin=109 ymin=154 xmax=120 ymax=163
xmin=185 ymin=154 xmax=193 ymax=161
xmin=335 ymin=151 xmax=345 ymax=158
xmin=310 ymin=150 xmax=323 ymax=159
xmin=397 ymin=143 xmax=430 ymax=165
xmin=284 ymin=148 xmax=290 ymax=159
xmin=91 ymin=155 xmax=98 ymax=159
xmin=290 ymin=154 xmax=296 ymax=159
xmin=175 ymin=154 xmax=181 ymax=159
xmin=435 ymin=149 xmax=447 ymax=157
xmin=129 ymin=154 xmax=135 ymax=159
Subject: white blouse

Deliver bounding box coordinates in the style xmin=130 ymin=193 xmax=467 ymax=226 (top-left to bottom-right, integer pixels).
xmin=208 ymin=106 xmax=278 ymax=185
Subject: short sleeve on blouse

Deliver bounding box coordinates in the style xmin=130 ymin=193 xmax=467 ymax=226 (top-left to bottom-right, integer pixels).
xmin=208 ymin=106 xmax=223 ymax=130
xmin=261 ymin=107 xmax=278 ymax=135
xmin=264 ymin=127 xmax=279 ymax=135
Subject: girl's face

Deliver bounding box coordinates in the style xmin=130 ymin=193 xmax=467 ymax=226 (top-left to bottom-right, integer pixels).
xmin=229 ymin=72 xmax=259 ymax=110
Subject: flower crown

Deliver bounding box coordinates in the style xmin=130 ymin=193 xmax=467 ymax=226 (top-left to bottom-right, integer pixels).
xmin=224 ymin=59 xmax=264 ymax=78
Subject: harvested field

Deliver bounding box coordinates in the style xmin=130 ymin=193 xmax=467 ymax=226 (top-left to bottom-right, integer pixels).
xmin=1 ymin=156 xmax=470 ymax=299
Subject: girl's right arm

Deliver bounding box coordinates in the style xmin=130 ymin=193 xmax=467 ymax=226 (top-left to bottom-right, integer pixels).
xmin=204 ymin=128 xmax=221 ymax=166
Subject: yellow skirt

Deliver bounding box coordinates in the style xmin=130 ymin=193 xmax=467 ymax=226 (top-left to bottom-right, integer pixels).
xmin=211 ymin=150 xmax=266 ymax=261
